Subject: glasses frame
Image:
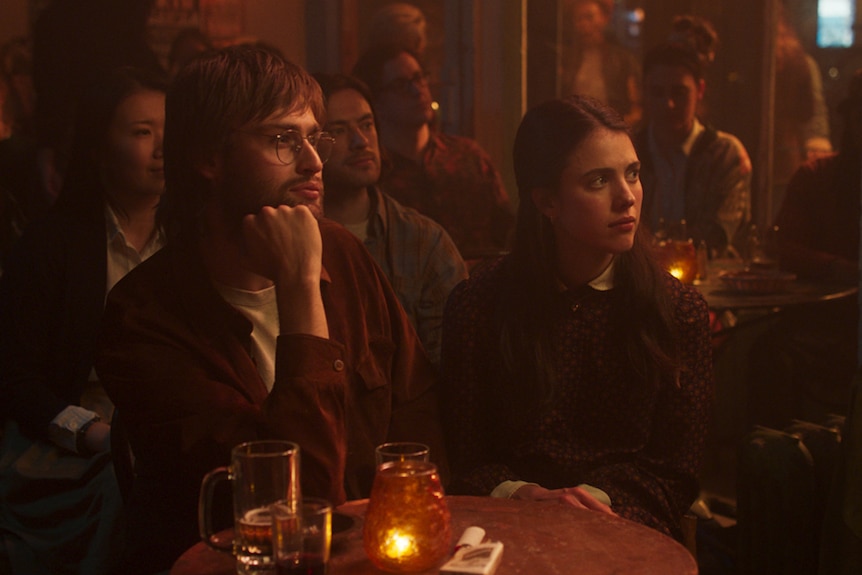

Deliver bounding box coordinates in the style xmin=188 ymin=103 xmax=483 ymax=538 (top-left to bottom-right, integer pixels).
xmin=380 ymin=71 xmax=429 ymax=95
xmin=235 ymin=128 xmax=335 ymax=166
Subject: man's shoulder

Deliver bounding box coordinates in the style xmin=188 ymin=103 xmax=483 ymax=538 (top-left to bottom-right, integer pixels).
xmin=430 ymin=131 xmax=489 ymax=158
xmin=319 ymin=218 xmax=384 ymax=273
xmin=695 ymin=125 xmax=752 ymax=175
xmin=448 ymin=255 xmax=507 ymax=303
xmin=377 ymin=191 xmax=448 ymax=238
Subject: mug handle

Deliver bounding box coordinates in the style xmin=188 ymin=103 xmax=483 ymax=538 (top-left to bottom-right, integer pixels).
xmin=198 ymin=465 xmax=233 ymax=552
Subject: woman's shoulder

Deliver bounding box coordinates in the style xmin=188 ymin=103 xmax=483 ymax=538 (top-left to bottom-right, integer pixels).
xmin=447 ymin=255 xmax=509 ymax=309
xmin=661 ymin=273 xmax=710 ymax=326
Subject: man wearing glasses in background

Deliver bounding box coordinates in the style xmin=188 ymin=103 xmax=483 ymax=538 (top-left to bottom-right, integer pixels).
xmin=314 ymin=72 xmax=468 ymax=369
xmin=95 ymin=45 xmax=447 ymax=575
xmin=353 ymin=44 xmax=514 ymax=262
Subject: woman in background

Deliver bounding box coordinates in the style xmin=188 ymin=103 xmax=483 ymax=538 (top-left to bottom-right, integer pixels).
xmin=441 ymin=95 xmax=713 ymax=539
xmin=0 ymin=65 xmax=167 ymax=574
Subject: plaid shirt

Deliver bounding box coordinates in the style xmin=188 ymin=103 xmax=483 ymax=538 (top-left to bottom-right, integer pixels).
xmin=381 ymin=132 xmax=514 ymax=260
xmin=363 ymin=186 xmax=468 ymax=368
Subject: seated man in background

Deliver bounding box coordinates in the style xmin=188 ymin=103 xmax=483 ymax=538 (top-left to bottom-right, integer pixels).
xmin=635 ymin=42 xmax=751 ymax=256
xmin=95 ymin=45 xmax=447 ymax=574
xmin=315 ymin=72 xmax=468 ymax=368
xmin=746 ymin=69 xmax=861 ymax=430
xmin=352 ymin=43 xmax=514 ymax=261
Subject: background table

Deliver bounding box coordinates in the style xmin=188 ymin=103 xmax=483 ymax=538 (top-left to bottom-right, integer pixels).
xmin=171 ymin=496 xmax=697 ymax=575
xmin=693 ymin=259 xmax=856 ymax=312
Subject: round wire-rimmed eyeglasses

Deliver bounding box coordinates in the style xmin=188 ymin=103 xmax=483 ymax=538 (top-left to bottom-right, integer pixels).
xmin=236 ymin=128 xmax=335 ymax=165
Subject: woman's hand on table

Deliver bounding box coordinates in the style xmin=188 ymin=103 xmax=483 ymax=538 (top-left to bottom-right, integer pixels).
xmin=511 ymin=484 xmax=618 ymax=517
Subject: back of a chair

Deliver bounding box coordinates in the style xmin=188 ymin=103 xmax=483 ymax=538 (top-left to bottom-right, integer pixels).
xmin=737 ymin=419 xmax=844 ymax=575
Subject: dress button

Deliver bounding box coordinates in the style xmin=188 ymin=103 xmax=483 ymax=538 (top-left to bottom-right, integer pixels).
xmin=333 ymin=359 xmax=345 ymax=371
xmin=571 ymin=304 xmax=580 ymax=313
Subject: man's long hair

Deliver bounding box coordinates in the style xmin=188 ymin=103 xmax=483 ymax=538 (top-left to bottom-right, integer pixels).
xmin=160 ymin=44 xmax=325 ymax=245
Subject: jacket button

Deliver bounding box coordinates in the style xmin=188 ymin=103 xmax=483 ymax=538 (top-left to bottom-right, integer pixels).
xmin=333 ymin=359 xmax=345 ymax=371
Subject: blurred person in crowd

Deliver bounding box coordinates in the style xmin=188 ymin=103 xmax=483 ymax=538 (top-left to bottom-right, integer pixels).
xmin=559 ymin=0 xmax=642 ymax=126
xmin=353 ymin=43 xmax=514 ymax=260
xmin=95 ymin=46 xmax=447 ymax=574
xmin=315 ymin=72 xmax=467 ymax=368
xmin=441 ymin=95 xmax=714 ymax=540
xmin=0 ymin=37 xmax=41 ymax=266
xmin=364 ymin=2 xmax=443 ymax=119
xmin=771 ymin=9 xmax=832 ymax=221
xmin=167 ymin=27 xmax=213 ymax=79
xmin=635 ymin=42 xmax=751 ymax=255
xmin=746 ymin=69 xmax=862 ymax=431
xmin=667 ymin=14 xmax=719 ymax=121
xmin=31 ymin=0 xmax=164 ymax=205
xmin=367 ymin=2 xmax=428 ymax=56
xmin=0 ymin=65 xmax=168 ymax=575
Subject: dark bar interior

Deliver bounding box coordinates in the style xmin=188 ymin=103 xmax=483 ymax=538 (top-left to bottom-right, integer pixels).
xmin=1 ymin=1 xmax=861 ymax=574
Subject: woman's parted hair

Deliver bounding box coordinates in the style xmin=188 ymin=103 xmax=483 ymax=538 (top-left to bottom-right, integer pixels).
xmin=501 ymin=96 xmax=679 ymax=411
xmin=161 ymin=44 xmax=325 ymax=243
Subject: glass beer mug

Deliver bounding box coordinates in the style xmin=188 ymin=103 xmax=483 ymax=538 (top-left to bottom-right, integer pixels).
xmin=363 ymin=459 xmax=451 ymax=572
xmin=199 ymin=440 xmax=300 ymax=574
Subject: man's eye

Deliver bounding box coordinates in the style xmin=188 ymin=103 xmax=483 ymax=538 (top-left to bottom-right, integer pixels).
xmin=329 ymin=127 xmax=347 ymax=138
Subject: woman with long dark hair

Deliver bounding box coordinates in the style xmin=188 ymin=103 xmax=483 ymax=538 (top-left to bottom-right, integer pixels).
xmin=441 ymin=95 xmax=713 ymax=539
xmin=0 ymin=65 xmax=167 ymax=574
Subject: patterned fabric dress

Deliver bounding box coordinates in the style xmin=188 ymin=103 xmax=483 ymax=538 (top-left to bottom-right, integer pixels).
xmin=441 ymin=256 xmax=714 ymax=538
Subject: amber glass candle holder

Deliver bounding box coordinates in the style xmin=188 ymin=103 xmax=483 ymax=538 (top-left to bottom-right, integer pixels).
xmin=363 ymin=460 xmax=451 ymax=572
xmin=659 ymin=239 xmax=697 ymax=284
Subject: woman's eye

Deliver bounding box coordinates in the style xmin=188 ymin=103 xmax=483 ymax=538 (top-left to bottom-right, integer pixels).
xmin=626 ymin=169 xmax=640 ymax=183
xmin=589 ymin=176 xmax=607 ymax=188
xmin=134 ymin=129 xmax=152 ymax=137
xmin=360 ymin=121 xmax=375 ymax=132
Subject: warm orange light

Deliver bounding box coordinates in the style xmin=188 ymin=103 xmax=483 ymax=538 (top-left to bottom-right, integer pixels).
xmin=383 ymin=530 xmax=416 ymax=559
xmin=363 ymin=461 xmax=451 ymax=572
xmin=658 ymin=239 xmax=697 ymax=284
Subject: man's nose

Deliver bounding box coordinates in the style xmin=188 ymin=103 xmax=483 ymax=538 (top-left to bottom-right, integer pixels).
xmin=350 ymin=127 xmax=369 ymax=149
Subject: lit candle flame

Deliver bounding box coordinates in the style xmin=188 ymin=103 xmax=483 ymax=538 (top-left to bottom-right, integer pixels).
xmin=383 ymin=530 xmax=415 ymax=559
xmin=668 ymin=265 xmax=684 ymax=280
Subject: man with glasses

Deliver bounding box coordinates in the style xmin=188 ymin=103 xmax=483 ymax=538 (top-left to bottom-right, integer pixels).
xmin=95 ymin=45 xmax=447 ymax=574
xmin=353 ymin=43 xmax=514 ymax=261
xmin=315 ymin=72 xmax=467 ymax=369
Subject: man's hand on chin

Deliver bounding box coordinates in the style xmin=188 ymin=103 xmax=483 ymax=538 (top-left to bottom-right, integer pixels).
xmin=241 ymin=204 xmax=323 ymax=285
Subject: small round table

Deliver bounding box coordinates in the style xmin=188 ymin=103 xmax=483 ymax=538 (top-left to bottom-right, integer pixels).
xmin=693 ymin=259 xmax=857 ymax=312
xmin=171 ymin=496 xmax=697 ymax=575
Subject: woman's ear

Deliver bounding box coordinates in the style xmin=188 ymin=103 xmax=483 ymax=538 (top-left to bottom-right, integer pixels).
xmin=531 ymin=187 xmax=557 ymax=221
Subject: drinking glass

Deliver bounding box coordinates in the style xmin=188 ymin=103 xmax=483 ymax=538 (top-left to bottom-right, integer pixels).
xmin=363 ymin=460 xmax=451 ymax=572
xmin=374 ymin=442 xmax=430 ymax=468
xmin=272 ymin=497 xmax=332 ymax=575
xmin=199 ymin=440 xmax=300 ymax=574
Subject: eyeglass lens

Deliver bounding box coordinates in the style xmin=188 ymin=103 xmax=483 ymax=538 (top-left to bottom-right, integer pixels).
xmin=275 ymin=130 xmax=335 ymax=165
xmin=385 ymin=72 xmax=428 ymax=94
